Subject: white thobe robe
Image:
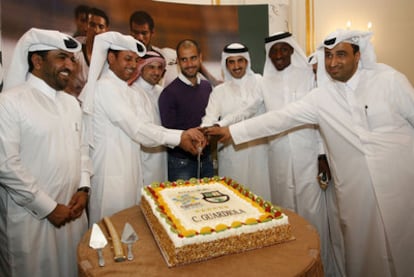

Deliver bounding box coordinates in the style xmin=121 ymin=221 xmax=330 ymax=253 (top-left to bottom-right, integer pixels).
xmin=261 ymin=65 xmax=344 ymax=276
xmin=201 ymin=74 xmax=271 ymax=199
xmin=0 ymin=75 xmax=90 ymax=277
xmin=230 ymin=66 xmax=414 ymax=277
xmin=132 ymin=78 xmax=168 ymax=185
xmin=89 ymin=70 xmax=182 ymax=225
xmin=260 ymin=65 xmax=321 ymax=209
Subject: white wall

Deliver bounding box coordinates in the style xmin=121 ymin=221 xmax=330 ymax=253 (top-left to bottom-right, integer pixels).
xmin=292 ymin=0 xmax=414 ymax=84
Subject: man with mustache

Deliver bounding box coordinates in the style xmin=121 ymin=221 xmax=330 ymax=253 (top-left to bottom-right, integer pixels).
xmin=256 ymin=32 xmax=343 ymax=277
xmin=79 ymin=32 xmax=205 ymax=225
xmin=207 ymin=29 xmax=414 ymax=277
xmin=201 ymin=42 xmax=270 ymax=198
xmin=131 ymin=50 xmax=168 ymax=184
xmin=159 ymin=39 xmax=214 ymax=181
xmin=0 ymin=28 xmax=91 ymax=277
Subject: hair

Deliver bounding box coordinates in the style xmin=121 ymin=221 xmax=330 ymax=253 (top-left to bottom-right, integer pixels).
xmin=74 ymin=5 xmax=90 ymax=18
xmin=176 ymin=39 xmax=201 ymax=56
xmin=89 ymin=7 xmax=110 ymax=27
xmin=129 ymin=11 xmax=154 ymax=31
xmin=28 ymin=51 xmax=49 ymax=72
xmin=351 ymin=44 xmax=360 ymax=54
xmin=107 ymin=49 xmax=120 ymax=57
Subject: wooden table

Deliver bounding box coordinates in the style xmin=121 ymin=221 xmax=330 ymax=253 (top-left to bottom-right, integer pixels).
xmin=78 ymin=205 xmax=323 ymax=276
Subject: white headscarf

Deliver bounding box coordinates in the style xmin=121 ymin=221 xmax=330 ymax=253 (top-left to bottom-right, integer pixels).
xmin=316 ymin=29 xmax=376 ymax=86
xmin=3 ymin=28 xmax=81 ymax=90
xmin=78 ymin=31 xmax=146 ymax=148
xmin=79 ymin=31 xmax=146 ymax=114
xmin=263 ymin=32 xmax=310 ymax=77
xmin=307 ymin=51 xmax=318 ymax=65
xmin=221 ymin=43 xmax=254 ymax=81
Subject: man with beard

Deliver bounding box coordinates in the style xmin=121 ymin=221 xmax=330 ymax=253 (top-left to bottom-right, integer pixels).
xmin=207 ymin=29 xmax=414 ymax=277
xmin=0 ymin=28 xmax=91 ymax=277
xmin=130 ymin=50 xmax=168 ymax=184
xmin=201 ymin=43 xmax=271 ymax=198
xmin=255 ymin=32 xmax=344 ymax=277
xmin=79 ymin=33 xmax=206 ymax=225
xmin=159 ymin=39 xmax=214 ymax=181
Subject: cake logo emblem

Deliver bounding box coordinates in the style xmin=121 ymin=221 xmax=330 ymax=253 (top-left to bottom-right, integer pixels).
xmin=202 ymin=191 xmax=229 ymax=203
xmin=173 ymin=194 xmax=198 ymax=205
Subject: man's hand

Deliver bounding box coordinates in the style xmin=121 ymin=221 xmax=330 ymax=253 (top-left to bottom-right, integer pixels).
xmin=68 ymin=191 xmax=88 ymax=220
xmin=179 ymin=128 xmax=206 ymax=155
xmin=205 ymin=126 xmax=232 ymax=143
xmin=185 ymin=128 xmax=206 ymax=145
xmin=317 ymin=155 xmax=332 ymax=190
xmin=47 ymin=204 xmax=72 ymax=228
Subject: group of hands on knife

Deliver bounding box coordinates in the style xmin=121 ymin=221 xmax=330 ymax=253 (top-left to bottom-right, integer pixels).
xmin=179 ymin=125 xmax=230 ymax=155
xmin=180 ymin=125 xmax=332 ymax=190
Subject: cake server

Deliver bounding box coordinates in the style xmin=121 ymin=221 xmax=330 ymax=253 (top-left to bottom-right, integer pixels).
xmin=89 ymin=223 xmax=108 ymax=267
xmin=121 ymin=222 xmax=139 ymax=261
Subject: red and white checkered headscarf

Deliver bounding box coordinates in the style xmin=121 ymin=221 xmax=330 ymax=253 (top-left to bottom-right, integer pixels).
xmin=127 ymin=50 xmax=166 ymax=85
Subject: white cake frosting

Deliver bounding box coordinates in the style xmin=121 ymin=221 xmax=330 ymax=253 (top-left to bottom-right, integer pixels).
xmin=141 ymin=180 xmax=289 ymax=248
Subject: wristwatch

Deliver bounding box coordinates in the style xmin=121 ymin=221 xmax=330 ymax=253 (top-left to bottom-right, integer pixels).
xmin=77 ymin=187 xmax=91 ymax=195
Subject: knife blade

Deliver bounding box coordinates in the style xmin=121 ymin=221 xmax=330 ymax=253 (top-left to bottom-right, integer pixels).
xmin=89 ymin=223 xmax=107 ymax=267
xmin=121 ymin=222 xmax=139 ymax=261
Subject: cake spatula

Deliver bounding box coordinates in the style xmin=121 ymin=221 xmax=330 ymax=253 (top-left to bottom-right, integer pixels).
xmin=121 ymin=222 xmax=139 ymax=261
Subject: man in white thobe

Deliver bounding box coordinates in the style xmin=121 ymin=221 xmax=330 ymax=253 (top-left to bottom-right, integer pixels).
xmin=79 ymin=32 xmax=205 ymax=225
xmin=208 ymin=29 xmax=414 ymax=277
xmin=258 ymin=32 xmax=343 ymax=276
xmin=201 ymin=43 xmax=271 ymax=198
xmin=0 ymin=28 xmax=91 ymax=277
xmin=131 ymin=50 xmax=168 ymax=184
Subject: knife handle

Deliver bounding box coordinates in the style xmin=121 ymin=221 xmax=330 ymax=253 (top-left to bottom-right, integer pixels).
xmin=103 ymin=217 xmax=126 ymax=262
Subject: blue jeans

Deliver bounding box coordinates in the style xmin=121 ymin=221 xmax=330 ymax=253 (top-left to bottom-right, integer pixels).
xmin=167 ymin=154 xmax=214 ymax=181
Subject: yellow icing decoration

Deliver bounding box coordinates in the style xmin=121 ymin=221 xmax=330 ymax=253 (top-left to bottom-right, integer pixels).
xmin=182 ymin=229 xmax=197 ymax=237
xmin=231 ymin=221 xmax=242 ymax=228
xmin=200 ymin=226 xmax=213 ymax=234
xmin=215 ymin=224 xmax=228 ymax=232
xmin=245 ymin=218 xmax=258 ymax=225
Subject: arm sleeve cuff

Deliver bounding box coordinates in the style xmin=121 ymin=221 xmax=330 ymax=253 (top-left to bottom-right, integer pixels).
xmin=164 ymin=130 xmax=182 ymax=148
xmin=24 ymin=190 xmax=57 ymax=219
xmin=229 ymin=122 xmax=249 ymax=145
xmin=79 ymin=172 xmax=91 ymax=189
